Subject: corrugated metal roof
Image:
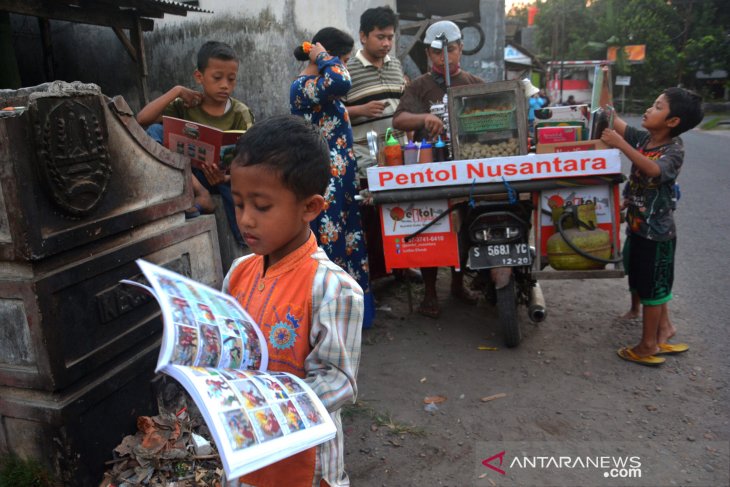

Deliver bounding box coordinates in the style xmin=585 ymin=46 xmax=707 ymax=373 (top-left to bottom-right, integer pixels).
xmin=109 ymin=0 xmax=213 ymax=15
xmin=134 ymin=0 xmax=213 ymax=14
xmin=0 ymin=0 xmax=213 ymax=31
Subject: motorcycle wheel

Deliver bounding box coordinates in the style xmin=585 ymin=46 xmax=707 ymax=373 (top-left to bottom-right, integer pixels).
xmin=496 ymin=275 xmax=520 ymax=348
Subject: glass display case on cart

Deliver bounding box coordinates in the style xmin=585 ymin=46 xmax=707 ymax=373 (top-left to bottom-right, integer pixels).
xmin=447 ymin=80 xmax=529 ymax=160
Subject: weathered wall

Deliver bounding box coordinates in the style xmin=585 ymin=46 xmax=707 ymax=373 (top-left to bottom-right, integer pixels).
xmin=397 ymin=0 xmax=504 ymax=82
xmin=472 ymin=0 xmax=505 ymax=81
xmin=9 ymin=0 xmax=390 ymax=115
xmin=142 ymin=0 xmax=392 ymax=118
xmin=9 ymin=0 xmax=503 ymax=117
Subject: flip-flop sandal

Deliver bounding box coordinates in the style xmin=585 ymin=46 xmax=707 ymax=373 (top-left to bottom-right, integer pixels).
xmin=617 ymin=346 xmax=665 ymax=366
xmin=655 ymin=343 xmax=689 ymax=355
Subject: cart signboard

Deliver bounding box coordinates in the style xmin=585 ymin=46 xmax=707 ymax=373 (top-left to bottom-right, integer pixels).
xmin=379 ymin=200 xmax=460 ymax=272
xmin=366 ymin=149 xmax=622 ymax=191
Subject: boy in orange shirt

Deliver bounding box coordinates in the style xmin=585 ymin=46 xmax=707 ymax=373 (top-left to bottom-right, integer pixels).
xmin=222 ymin=115 xmax=363 ymax=486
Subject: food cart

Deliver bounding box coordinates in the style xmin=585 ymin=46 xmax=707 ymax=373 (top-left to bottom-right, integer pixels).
xmin=365 ymin=80 xmax=624 ymax=345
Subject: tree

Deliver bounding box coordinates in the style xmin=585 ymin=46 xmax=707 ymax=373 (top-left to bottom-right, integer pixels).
xmin=522 ymin=0 xmax=730 ymax=100
xmin=676 ymin=0 xmax=730 ymax=88
xmin=532 ymin=0 xmax=599 ymax=61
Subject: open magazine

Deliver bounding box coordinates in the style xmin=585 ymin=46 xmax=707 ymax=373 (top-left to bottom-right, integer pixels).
xmin=122 ymin=259 xmax=336 ymax=480
xmin=162 ymin=115 xmax=242 ymax=169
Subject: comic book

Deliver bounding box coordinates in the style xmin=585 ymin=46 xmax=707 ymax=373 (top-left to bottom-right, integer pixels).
xmin=162 ymin=115 xmax=242 ymax=169
xmin=589 ymin=105 xmax=615 ymax=140
xmin=588 ymin=64 xmax=615 ymax=139
xmin=122 ymin=260 xmax=336 ymax=480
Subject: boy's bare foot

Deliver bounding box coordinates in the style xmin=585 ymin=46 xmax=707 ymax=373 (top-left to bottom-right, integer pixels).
xmin=619 ymin=310 xmax=640 ymax=320
xmin=629 ymin=343 xmax=660 ymax=357
xmin=657 ymin=323 xmax=677 ymax=343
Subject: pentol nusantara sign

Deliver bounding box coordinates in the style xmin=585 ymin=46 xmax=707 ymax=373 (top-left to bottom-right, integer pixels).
xmin=366 ymin=149 xmax=622 ymax=192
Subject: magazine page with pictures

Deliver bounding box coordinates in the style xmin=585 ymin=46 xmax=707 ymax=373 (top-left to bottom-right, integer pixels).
xmin=134 ymin=259 xmax=268 ymax=373
xmin=163 ymin=366 xmax=336 ymax=478
xmin=130 ymin=259 xmax=336 ymax=478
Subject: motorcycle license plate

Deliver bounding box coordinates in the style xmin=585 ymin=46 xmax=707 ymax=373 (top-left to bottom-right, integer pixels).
xmin=467 ymin=243 xmax=532 ymax=269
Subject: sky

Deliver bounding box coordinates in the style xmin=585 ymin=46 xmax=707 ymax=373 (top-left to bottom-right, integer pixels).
xmin=505 ymin=0 xmax=533 ymax=13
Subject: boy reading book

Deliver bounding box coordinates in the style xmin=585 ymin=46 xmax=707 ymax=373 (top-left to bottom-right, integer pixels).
xmin=222 ymin=115 xmax=364 ymax=486
xmin=127 ymin=257 xmax=340 ymax=479
xmin=136 ymin=40 xmax=254 ymax=244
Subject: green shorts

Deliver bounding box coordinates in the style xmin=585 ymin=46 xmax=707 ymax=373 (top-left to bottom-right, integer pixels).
xmin=623 ymin=234 xmax=676 ymax=306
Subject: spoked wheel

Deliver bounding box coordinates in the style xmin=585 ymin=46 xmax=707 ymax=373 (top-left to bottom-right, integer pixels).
xmin=496 ymin=275 xmax=520 ymax=348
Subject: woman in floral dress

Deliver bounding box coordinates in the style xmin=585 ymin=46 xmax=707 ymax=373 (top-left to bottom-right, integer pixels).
xmin=290 ymin=27 xmax=374 ymax=328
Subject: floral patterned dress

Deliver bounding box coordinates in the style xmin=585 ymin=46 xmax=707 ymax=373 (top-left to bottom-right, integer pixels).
xmin=290 ymin=51 xmax=374 ymax=328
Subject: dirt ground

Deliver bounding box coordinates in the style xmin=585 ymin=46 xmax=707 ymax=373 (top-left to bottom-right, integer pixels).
xmin=342 ymin=270 xmax=729 ymax=487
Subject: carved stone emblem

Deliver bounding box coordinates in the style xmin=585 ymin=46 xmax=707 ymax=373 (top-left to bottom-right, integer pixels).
xmin=32 ymin=96 xmax=111 ymax=217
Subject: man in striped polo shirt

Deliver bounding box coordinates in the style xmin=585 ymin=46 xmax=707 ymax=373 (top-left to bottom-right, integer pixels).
xmin=343 ymin=5 xmax=406 ymax=177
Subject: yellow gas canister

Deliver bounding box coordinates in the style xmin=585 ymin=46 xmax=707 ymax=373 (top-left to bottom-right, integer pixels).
xmin=546 ymin=201 xmax=612 ymax=270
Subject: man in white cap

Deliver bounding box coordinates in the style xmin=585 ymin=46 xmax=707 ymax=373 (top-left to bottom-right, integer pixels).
xmin=392 ymin=20 xmax=483 ymax=318
xmin=393 ymin=20 xmax=484 ymax=141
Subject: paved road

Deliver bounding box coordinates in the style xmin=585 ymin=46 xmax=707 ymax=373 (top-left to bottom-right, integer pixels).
xmin=670 ymin=123 xmax=730 ymax=374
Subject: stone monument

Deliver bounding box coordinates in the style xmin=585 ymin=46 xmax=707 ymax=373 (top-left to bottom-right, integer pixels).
xmin=0 ymin=82 xmax=223 ymax=485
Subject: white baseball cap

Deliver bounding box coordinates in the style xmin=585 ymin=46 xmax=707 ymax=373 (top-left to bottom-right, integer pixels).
xmin=424 ymin=20 xmax=462 ymax=49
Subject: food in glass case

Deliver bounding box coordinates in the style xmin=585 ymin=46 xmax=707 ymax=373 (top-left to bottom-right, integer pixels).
xmin=459 ymin=138 xmax=520 ymax=159
xmin=458 ymin=103 xmax=516 ymax=133
xmin=462 ymin=103 xmax=513 ymax=114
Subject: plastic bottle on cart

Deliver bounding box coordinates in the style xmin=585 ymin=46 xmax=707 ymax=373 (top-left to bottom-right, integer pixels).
xmin=418 ymin=138 xmax=433 ymax=164
xmin=403 ymin=140 xmax=418 ymax=165
xmin=383 ymin=128 xmax=404 ymax=166
xmin=433 ymin=136 xmax=448 ymax=162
